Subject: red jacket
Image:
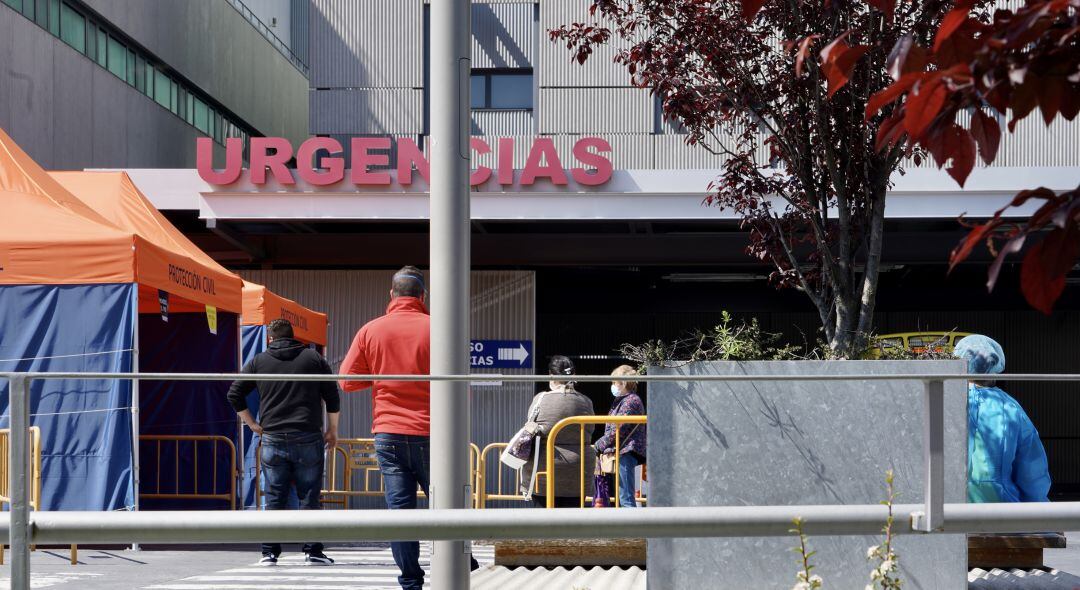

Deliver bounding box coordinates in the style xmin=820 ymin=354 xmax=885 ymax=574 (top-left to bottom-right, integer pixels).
xmin=339 ymin=297 xmax=430 ymax=436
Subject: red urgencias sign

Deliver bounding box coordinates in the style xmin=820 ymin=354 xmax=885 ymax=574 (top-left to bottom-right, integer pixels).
xmin=196 ymin=136 xmax=614 ymax=187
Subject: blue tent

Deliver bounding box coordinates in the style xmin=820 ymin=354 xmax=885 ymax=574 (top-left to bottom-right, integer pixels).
xmin=0 ymin=134 xmax=245 ymax=511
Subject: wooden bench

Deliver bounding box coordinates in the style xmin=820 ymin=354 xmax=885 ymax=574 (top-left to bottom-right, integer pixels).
xmin=495 ymin=539 xmax=646 ymax=567
xmin=968 ymin=533 xmax=1067 ymax=569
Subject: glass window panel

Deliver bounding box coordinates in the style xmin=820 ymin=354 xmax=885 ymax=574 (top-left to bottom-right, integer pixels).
xmin=170 ymin=81 xmax=178 ymax=114
xmin=47 ymin=0 xmax=58 ymax=35
xmin=185 ymin=91 xmax=194 ymax=124
xmin=126 ymin=49 xmax=135 ymax=85
xmin=106 ymin=36 xmax=125 ymax=79
xmin=145 ymin=62 xmax=154 ymax=96
xmin=3 ymin=0 xmax=22 ymax=13
xmin=134 ymin=56 xmax=145 ymax=93
xmin=193 ymin=98 xmax=209 ymax=134
xmin=85 ymin=18 xmax=95 ymax=61
xmin=153 ymin=69 xmax=170 ymax=108
xmin=21 ymin=0 xmax=34 ymax=19
xmin=59 ymin=2 xmax=84 ymax=53
xmin=34 ymin=0 xmax=47 ymax=27
xmin=469 ymin=74 xmax=486 ymax=109
xmin=489 ymin=73 xmax=533 ymax=109
xmin=95 ymin=28 xmax=106 ymax=67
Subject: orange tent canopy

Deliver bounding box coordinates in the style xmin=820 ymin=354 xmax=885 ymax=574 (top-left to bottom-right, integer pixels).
xmin=242 ymin=282 xmax=328 ymax=346
xmin=50 ymin=170 xmax=243 ymax=313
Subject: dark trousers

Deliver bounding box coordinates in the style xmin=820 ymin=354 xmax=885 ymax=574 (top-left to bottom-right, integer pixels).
xmin=374 ymin=433 xmax=479 ymax=589
xmin=260 ymin=431 xmax=325 ymax=557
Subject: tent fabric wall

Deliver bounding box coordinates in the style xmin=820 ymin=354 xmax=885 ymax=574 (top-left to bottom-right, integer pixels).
xmin=240 ymin=324 xmax=266 ymax=510
xmin=0 ymin=284 xmax=135 ymax=511
xmin=138 ymin=311 xmax=239 ymax=510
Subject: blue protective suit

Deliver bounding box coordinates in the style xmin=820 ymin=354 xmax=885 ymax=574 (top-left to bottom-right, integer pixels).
xmin=955 ymin=335 xmax=1051 ymax=503
xmin=967 ymin=384 xmax=1051 ymax=503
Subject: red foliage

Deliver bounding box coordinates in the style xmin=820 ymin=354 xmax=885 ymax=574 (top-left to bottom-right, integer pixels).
xmin=865 ymin=0 xmax=1080 ymax=313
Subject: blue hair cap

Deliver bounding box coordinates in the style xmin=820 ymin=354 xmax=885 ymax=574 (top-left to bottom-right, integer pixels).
xmin=953 ymin=334 xmax=1005 ymax=375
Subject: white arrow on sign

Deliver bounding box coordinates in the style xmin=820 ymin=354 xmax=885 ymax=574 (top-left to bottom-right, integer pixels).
xmin=497 ymin=344 xmax=530 ymax=366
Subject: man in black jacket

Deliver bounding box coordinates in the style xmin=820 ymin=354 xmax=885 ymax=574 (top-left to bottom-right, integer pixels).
xmin=227 ymin=319 xmax=341 ymax=566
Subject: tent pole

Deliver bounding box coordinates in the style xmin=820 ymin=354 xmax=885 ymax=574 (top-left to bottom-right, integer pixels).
xmin=131 ymin=296 xmax=140 ymax=551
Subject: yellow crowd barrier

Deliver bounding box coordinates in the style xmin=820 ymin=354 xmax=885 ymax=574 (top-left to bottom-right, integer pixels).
xmin=256 ymin=438 xmax=482 ymax=509
xmin=139 ymin=435 xmax=238 ymax=511
xmin=475 ymin=442 xmax=536 ymax=508
xmin=543 ymin=415 xmax=647 ymax=509
xmin=0 ymin=428 xmax=75 ymax=565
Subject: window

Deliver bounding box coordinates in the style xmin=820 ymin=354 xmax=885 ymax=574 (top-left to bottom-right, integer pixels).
xmin=470 ymin=69 xmax=533 ymax=109
xmin=59 ymin=3 xmax=85 ymax=53
xmin=95 ymin=28 xmax=106 ymax=67
xmin=153 ymin=69 xmax=170 ymax=109
xmin=144 ymin=61 xmax=154 ymax=96
xmin=134 ymin=55 xmax=145 ymax=93
xmin=47 ymin=0 xmax=58 ymax=35
xmin=84 ymin=17 xmax=95 ymax=61
xmin=34 ymin=0 xmax=46 ymax=27
xmin=170 ymin=82 xmax=178 ymax=114
xmin=126 ymin=49 xmax=135 ymax=85
xmin=2 ymin=0 xmax=22 ymax=12
xmin=193 ymin=97 xmax=209 ymax=134
xmin=106 ymin=35 xmax=125 ymax=79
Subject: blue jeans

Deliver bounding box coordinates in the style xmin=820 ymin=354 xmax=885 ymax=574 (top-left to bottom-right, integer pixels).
xmin=260 ymin=431 xmax=325 ymax=556
xmin=375 ymin=433 xmax=431 ymax=589
xmin=617 ymin=453 xmax=641 ymax=508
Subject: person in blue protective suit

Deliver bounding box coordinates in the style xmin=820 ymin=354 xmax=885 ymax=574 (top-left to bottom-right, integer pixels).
xmin=954 ymin=334 xmax=1051 ymax=503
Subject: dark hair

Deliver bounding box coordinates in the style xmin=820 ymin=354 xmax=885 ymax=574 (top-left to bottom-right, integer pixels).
xmin=268 ymin=318 xmax=294 ymax=340
xmin=548 ymin=355 xmax=576 ymax=377
xmin=392 ymin=265 xmax=426 ymax=298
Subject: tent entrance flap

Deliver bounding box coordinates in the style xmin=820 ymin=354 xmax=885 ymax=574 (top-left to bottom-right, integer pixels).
xmin=0 ymin=283 xmax=136 ymax=511
xmin=138 ymin=310 xmax=239 ymax=510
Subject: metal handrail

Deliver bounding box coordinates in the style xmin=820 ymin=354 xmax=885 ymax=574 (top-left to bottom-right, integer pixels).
xmin=543 ymin=415 xmax=648 ymax=508
xmin=1 ymin=370 xmax=1076 ymax=590
xmin=139 ymin=435 xmax=238 ymax=511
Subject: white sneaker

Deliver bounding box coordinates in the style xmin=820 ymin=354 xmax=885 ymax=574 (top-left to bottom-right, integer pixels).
xmin=258 ymin=555 xmax=278 ymax=566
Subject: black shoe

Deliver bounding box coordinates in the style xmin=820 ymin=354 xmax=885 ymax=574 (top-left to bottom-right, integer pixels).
xmin=258 ymin=554 xmax=278 ymax=566
xmin=305 ymin=551 xmax=335 ymax=566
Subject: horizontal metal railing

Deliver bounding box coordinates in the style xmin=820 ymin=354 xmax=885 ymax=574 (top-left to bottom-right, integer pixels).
xmin=4 ymin=370 xmax=1080 ymax=590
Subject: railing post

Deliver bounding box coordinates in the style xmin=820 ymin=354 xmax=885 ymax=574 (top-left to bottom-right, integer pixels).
xmin=9 ymin=374 xmax=31 ymax=589
xmin=914 ymin=379 xmax=945 ymax=532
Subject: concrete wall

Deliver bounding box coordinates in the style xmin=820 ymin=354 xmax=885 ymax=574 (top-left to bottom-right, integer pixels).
xmin=0 ymin=7 xmax=224 ymax=169
xmin=82 ymin=0 xmax=308 ymax=144
xmin=647 ymin=360 xmax=968 ymax=589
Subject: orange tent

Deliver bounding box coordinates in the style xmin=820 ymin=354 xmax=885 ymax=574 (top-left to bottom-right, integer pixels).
xmin=242 ymin=282 xmax=328 ymax=347
xmin=48 ymin=170 xmax=242 ymax=313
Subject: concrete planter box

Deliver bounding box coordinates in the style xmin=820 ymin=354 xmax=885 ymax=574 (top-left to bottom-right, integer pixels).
xmin=647 ymin=360 xmax=967 ymax=589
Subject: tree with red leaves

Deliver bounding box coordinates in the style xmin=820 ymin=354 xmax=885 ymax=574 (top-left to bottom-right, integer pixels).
xmin=551 ymin=0 xmax=960 ymax=355
xmin=865 ymin=0 xmax=1079 ymax=314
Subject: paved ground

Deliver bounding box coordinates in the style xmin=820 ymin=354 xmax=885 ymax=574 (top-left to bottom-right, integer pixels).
xmin=4 ymin=534 xmax=1080 ymax=588
xmin=0 ymin=542 xmax=495 ymax=589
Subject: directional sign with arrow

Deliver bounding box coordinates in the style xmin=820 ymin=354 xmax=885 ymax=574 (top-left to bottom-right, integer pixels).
xmin=470 ymin=339 xmax=533 ymax=369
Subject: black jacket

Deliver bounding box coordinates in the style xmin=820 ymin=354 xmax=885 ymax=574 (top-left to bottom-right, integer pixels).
xmin=227 ymin=338 xmax=341 ymax=433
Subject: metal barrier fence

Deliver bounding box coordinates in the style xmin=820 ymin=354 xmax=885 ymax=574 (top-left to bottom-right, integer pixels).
xmin=138 ymin=435 xmax=238 ymax=511
xmin=476 ymin=442 xmax=534 ymax=508
xmin=543 ymin=415 xmax=648 ymax=509
xmin=5 ymin=371 xmax=1080 ymax=590
xmin=256 ymin=438 xmax=482 ymax=509
xmin=0 ymin=427 xmax=76 ymax=566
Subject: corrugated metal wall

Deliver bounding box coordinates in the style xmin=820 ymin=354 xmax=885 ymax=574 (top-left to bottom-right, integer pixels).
xmin=471 ymin=110 xmax=535 ymax=135
xmin=310 ymin=88 xmax=425 ymax=134
xmin=238 ymin=269 xmax=536 ymax=451
xmin=472 ymin=3 xmax=536 ymax=69
xmin=290 ymin=0 xmax=310 ymax=68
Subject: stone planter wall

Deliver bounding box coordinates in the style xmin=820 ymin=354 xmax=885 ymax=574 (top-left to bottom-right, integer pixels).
xmin=647 ymin=360 xmax=967 ymax=589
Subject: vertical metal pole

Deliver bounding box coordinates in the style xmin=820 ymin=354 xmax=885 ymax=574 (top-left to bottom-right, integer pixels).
xmin=916 ymin=379 xmax=945 ymax=532
xmin=10 ymin=375 xmax=31 ymax=589
xmin=131 ymin=302 xmax=141 ymax=551
xmin=430 ymin=0 xmax=472 ymax=586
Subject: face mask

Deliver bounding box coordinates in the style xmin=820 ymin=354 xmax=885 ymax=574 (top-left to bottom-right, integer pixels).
xmin=611 ymin=385 xmax=622 ymax=397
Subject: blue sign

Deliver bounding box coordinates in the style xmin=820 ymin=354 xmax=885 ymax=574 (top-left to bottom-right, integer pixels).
xmin=471 ymin=339 xmax=533 ymax=369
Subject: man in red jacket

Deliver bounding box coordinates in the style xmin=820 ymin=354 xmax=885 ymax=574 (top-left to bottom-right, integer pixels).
xmin=339 ymin=266 xmax=434 ymax=589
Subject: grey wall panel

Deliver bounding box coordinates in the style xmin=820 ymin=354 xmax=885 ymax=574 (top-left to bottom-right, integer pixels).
xmin=0 ymin=10 xmax=225 ymax=170
xmin=539 ymin=87 xmax=652 ymax=134
xmin=309 ymin=0 xmax=423 ymax=89
xmin=244 ymin=0 xmax=292 ymax=48
xmin=471 ymin=3 xmax=535 ymax=69
xmin=310 ymin=88 xmax=424 ymax=134
xmin=290 ymin=0 xmax=310 ymax=67
xmin=238 ymin=270 xmax=536 ymax=457
xmin=471 ymin=109 xmax=534 ymax=135
xmin=549 ymin=133 xmax=653 ymax=170
xmin=539 ymin=0 xmax=632 ymax=88
xmin=83 ymin=0 xmax=309 ymax=143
